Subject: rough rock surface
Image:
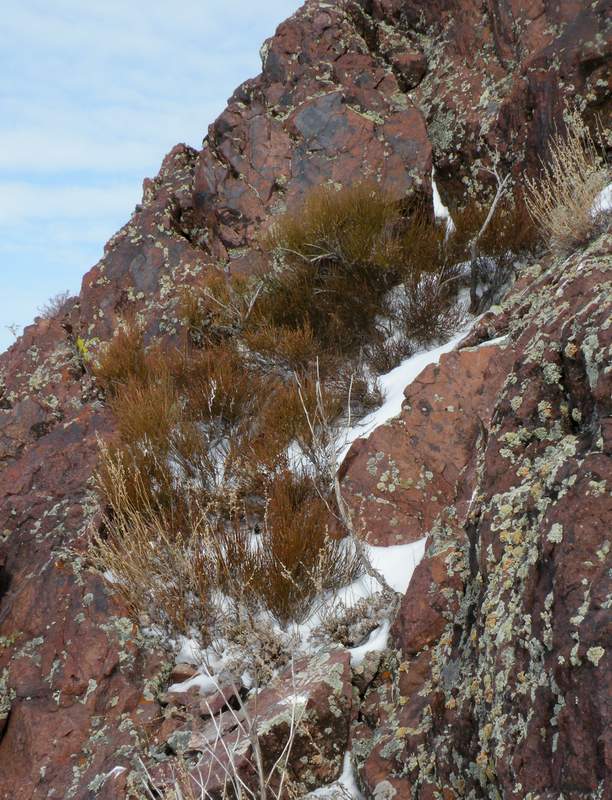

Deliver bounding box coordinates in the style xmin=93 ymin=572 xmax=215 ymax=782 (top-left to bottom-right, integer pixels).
xmin=153 ymin=651 xmax=353 ymax=797
xmin=370 ymin=0 xmax=611 ymax=206
xmin=0 ymin=0 xmax=609 ymax=797
xmin=341 ymin=341 xmax=510 ymax=545
xmin=353 ymin=235 xmax=611 ymax=799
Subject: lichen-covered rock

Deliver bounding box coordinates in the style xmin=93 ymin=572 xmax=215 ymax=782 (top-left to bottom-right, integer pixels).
xmin=150 ymin=651 xmax=353 ymax=797
xmin=354 ymin=235 xmax=612 ymax=799
xmin=341 ymin=340 xmax=511 ymax=545
xmin=0 ymin=1 xmax=608 ymax=797
xmin=372 ymin=0 xmax=611 ymax=207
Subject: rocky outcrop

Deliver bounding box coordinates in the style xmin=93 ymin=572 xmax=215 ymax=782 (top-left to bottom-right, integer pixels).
xmin=341 ymin=341 xmax=509 ymax=545
xmin=353 ymin=235 xmax=611 ymax=798
xmin=153 ymin=651 xmax=353 ymax=797
xmin=368 ymin=0 xmax=611 ymax=206
xmin=0 ymin=1 xmax=609 ymax=797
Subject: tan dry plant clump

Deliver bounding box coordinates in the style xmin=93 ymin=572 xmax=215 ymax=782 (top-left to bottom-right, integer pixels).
xmin=92 ymin=448 xmax=213 ymax=640
xmin=93 ymin=178 xmax=537 ymax=646
xmin=93 ymin=319 xmax=148 ymax=394
xmin=209 ymin=470 xmax=362 ymax=627
xmin=526 ymin=109 xmax=610 ymax=256
xmin=91 ymin=330 xmax=363 ymax=636
xmin=258 ymin=181 xmax=406 ymax=356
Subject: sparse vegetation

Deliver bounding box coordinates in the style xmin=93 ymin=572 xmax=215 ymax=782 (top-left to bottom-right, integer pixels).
xmin=91 ymin=330 xmax=362 ymax=639
xmin=526 ymin=108 xmax=610 ymax=256
xmin=92 ymin=319 xmax=148 ymax=394
xmin=38 ymin=289 xmax=73 ymax=319
xmin=92 ymin=178 xmax=539 ymax=659
xmin=256 ymin=182 xmax=405 ymax=356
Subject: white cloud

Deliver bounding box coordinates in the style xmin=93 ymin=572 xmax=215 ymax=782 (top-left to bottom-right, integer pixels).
xmin=0 ymin=0 xmax=303 ymax=354
xmin=0 ymin=181 xmax=140 ymax=223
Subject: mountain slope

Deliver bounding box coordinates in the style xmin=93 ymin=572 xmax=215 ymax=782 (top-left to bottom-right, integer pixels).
xmin=0 ymin=1 xmax=609 ymax=797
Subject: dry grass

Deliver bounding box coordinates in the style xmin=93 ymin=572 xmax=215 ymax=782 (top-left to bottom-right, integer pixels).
xmin=264 ymin=181 xmax=403 ymax=273
xmin=93 ymin=320 xmax=148 ymax=394
xmin=38 ymin=290 xmax=73 ymax=319
xmin=92 ymin=449 xmax=213 ymax=639
xmin=526 ymin=109 xmax=610 ymax=255
xmin=209 ymin=471 xmax=362 ymax=627
xmin=244 ymin=321 xmax=320 ymax=372
xmin=179 ymin=273 xmax=264 ymax=347
xmin=258 ymin=182 xmax=408 ymax=356
xmin=93 ymin=177 xmax=542 ymax=650
xmin=451 ymin=194 xmax=539 ymax=262
xmin=93 ymin=335 xmax=364 ymax=634
xmin=179 ymin=342 xmax=266 ymax=426
xmin=396 ymin=265 xmax=467 ymax=347
xmin=94 ymin=453 xmax=361 ymax=638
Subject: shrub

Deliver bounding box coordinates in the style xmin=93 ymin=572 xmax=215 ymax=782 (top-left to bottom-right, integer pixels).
xmin=258 ymin=182 xmax=408 ymax=355
xmin=38 ymin=290 xmax=73 ymax=319
xmin=244 ymin=320 xmax=320 ymax=372
xmin=97 ymin=177 xmax=536 ymax=652
xmin=94 ymin=460 xmax=362 ymax=640
xmin=525 ymin=109 xmax=610 ymax=255
xmin=93 ymin=320 xmax=148 ymax=394
xmin=178 ymin=342 xmax=266 ymax=427
xmin=208 ymin=470 xmax=362 ymax=627
xmin=395 ymin=265 xmax=467 ymax=346
xmin=93 ymin=335 xmax=369 ymax=637
xmin=179 ymin=273 xmax=263 ymax=347
xmin=92 ymin=447 xmax=213 ymax=640
xmin=108 ymin=373 xmax=178 ymax=450
xmin=255 ymin=179 xmax=532 ymax=372
xmin=450 ymin=194 xmax=539 ymax=262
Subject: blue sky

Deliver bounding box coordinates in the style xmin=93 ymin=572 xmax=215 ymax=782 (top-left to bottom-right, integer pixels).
xmin=0 ymin=0 xmax=302 ymax=353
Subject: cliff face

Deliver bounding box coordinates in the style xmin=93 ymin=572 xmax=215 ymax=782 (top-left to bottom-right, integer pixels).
xmin=0 ymin=1 xmax=609 ymax=798
xmin=353 ymin=236 xmax=611 ymax=799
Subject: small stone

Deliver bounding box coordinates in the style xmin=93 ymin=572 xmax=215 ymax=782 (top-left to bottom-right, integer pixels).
xmin=169 ymin=663 xmax=199 ymax=684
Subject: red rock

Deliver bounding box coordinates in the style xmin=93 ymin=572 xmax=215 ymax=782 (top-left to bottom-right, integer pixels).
xmin=168 ymin=663 xmax=198 ymax=684
xmin=0 ymin=0 xmax=608 ymax=797
xmin=199 ymin=684 xmax=240 ymax=719
xmin=341 ymin=341 xmax=511 ymax=545
xmin=177 ymin=650 xmax=353 ymax=797
xmin=357 ymin=239 xmax=612 ymax=797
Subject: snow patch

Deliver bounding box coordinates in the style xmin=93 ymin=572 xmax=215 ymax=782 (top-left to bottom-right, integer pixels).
xmin=370 ymin=538 xmax=427 ymax=594
xmin=595 ymin=182 xmax=612 ymax=213
xmin=337 ymin=328 xmax=468 ymax=463
xmin=168 ymin=671 xmax=218 ymax=695
xmin=307 ymin=751 xmax=364 ymax=798
xmin=349 ymin=619 xmax=391 ymax=667
xmin=473 ymin=334 xmax=509 ymax=349
xmin=432 ymin=167 xmax=455 ymax=234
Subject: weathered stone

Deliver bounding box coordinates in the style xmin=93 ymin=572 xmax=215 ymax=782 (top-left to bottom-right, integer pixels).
xmin=153 ymin=651 xmax=353 ymax=797
xmin=168 ymin=662 xmax=198 ymax=684
xmin=0 ymin=0 xmax=608 ymax=796
xmin=341 ymin=340 xmax=510 ymax=545
xmin=356 ymin=236 xmax=612 ymax=798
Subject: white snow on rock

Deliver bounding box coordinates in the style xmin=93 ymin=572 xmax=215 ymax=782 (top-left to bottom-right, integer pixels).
xmin=168 ymin=671 xmax=218 ymax=695
xmin=306 ymin=751 xmax=364 ymax=799
xmin=432 ymin=167 xmax=455 ymax=234
xmin=337 ymin=328 xmax=468 ymax=463
xmin=369 ymin=538 xmax=427 ymax=594
xmin=432 ymin=168 xmax=450 ymax=220
xmin=345 ymin=538 xmax=427 ymax=665
xmin=595 ymin=182 xmax=612 ymax=213
xmin=349 ymin=619 xmax=391 ymax=667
